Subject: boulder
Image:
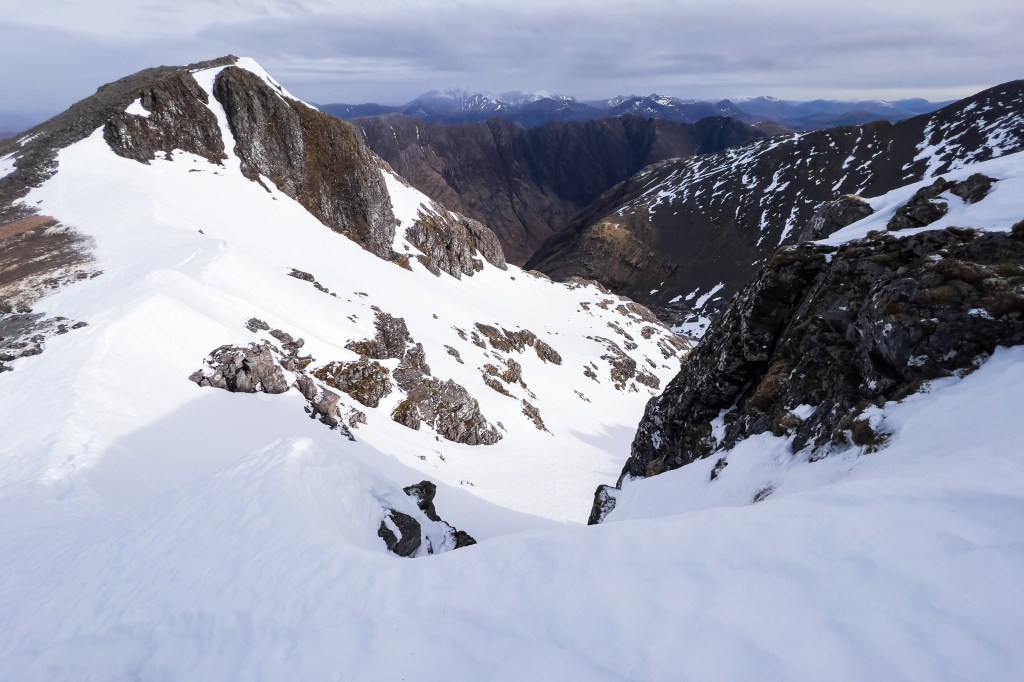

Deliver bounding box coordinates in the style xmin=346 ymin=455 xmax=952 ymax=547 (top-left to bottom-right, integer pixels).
xmin=190 ymin=341 xmax=289 ymax=394
xmin=799 ymin=195 xmax=874 ymax=241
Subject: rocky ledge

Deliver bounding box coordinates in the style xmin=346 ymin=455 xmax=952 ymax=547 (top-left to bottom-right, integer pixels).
xmin=590 ymin=222 xmax=1024 ymax=523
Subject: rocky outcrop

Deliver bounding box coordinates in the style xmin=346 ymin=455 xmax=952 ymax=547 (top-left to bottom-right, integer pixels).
xmin=0 ymin=314 xmax=87 ymax=372
xmin=378 ymin=509 xmax=422 ymax=557
xmin=407 ymin=208 xmax=506 ymax=277
xmin=472 ymin=323 xmax=562 ymax=364
xmin=103 ymin=73 xmax=226 ymax=165
xmin=212 ymin=67 xmax=397 ymax=260
xmin=887 ymin=174 xmax=996 ymax=231
xmin=342 ymin=308 xmax=502 ymax=445
xmin=313 ymin=359 xmax=393 ymax=408
xmin=590 ymin=224 xmax=1024 ymax=522
xmin=346 ymin=309 xmax=414 ymax=360
xmin=798 ymin=195 xmax=874 ymax=241
xmin=380 ymin=481 xmax=478 ymax=557
xmin=189 ymin=342 xmax=289 ymax=394
xmin=392 ymin=378 xmax=502 ymax=445
xmin=403 ymin=480 xmax=477 ymax=548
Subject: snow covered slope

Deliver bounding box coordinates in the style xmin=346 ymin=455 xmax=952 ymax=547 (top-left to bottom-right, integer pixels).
xmin=2 ymin=58 xmax=1023 ymax=680
xmin=0 ymin=58 xmax=686 ymax=526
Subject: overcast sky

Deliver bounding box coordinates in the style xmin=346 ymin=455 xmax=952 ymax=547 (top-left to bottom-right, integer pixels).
xmin=2 ymin=0 xmax=1022 ymax=120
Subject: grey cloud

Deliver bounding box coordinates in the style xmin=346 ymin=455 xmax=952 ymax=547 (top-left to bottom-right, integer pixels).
xmin=1 ymin=0 xmax=1023 ymax=118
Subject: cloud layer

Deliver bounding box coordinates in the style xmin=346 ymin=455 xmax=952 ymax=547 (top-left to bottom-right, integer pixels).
xmin=2 ymin=0 xmax=1022 ymax=117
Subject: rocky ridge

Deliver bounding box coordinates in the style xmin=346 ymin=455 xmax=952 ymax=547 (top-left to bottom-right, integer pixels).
xmin=590 ymin=221 xmax=1024 ymax=523
xmin=528 ymin=80 xmax=1024 ymax=321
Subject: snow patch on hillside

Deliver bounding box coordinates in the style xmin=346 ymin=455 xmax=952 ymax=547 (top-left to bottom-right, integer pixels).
xmin=823 ymin=150 xmax=1024 ymax=245
xmin=0 ymin=152 xmax=14 ymax=179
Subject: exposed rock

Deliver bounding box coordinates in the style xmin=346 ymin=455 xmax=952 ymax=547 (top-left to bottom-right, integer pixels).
xmin=453 ymin=531 xmax=477 ymax=548
xmin=103 ymin=73 xmax=226 ymax=165
xmin=888 ymin=174 xmax=998 ymax=232
xmin=709 ymin=457 xmax=729 ymax=481
xmin=402 ymin=480 xmax=478 ymax=550
xmin=190 ymin=341 xmax=289 ymax=394
xmin=313 ymin=359 xmax=393 ymax=408
xmin=378 ymin=509 xmax=422 ymax=558
xmin=887 ymin=178 xmax=952 ymax=231
xmin=212 ymin=66 xmax=397 ymax=261
xmin=293 ymin=375 xmax=355 ymax=440
xmin=407 ymin=208 xmax=507 ymax=278
xmin=799 ymin=195 xmax=874 ymax=241
xmin=245 ymin=317 xmax=270 ymax=332
xmin=392 ymin=377 xmax=502 ymax=445
xmin=588 ymin=485 xmax=618 ymax=525
xmin=473 ymin=323 xmax=562 ymax=364
xmin=521 ymin=400 xmax=549 ymax=432
xmin=0 ymin=313 xmax=88 ymax=372
xmin=403 ymin=480 xmax=442 ymax=522
xmin=950 ymin=173 xmax=996 ymax=204
xmin=593 ymin=227 xmax=1024 ymax=521
xmin=346 ymin=309 xmax=412 ymax=360
xmin=588 ymin=335 xmax=658 ymax=391
xmin=288 ymin=268 xmax=333 ymax=295
xmin=392 ymin=343 xmax=431 ymax=391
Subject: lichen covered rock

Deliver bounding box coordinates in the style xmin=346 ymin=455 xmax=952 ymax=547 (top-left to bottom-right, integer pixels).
xmin=392 ymin=378 xmax=502 ymax=446
xmin=314 ymin=359 xmax=393 ymax=408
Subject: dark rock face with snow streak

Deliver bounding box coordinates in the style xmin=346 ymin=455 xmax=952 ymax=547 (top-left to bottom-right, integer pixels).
xmin=590 ymin=224 xmax=1024 ymax=523
xmin=530 ymin=81 xmax=1024 ymax=315
xmin=378 ymin=509 xmax=422 ymax=557
xmin=213 ymin=67 xmax=398 ymax=260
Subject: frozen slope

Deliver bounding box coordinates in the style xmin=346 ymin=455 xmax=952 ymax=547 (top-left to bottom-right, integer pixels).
xmin=2 ymin=345 xmax=1023 ymax=680
xmin=0 ymin=61 xmax=685 ymax=527
xmin=2 ymin=60 xmax=1023 ymax=679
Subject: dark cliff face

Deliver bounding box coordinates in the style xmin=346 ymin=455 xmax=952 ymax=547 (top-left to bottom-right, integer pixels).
xmin=590 ymin=223 xmax=1024 ymax=523
xmin=528 ymin=80 xmax=1024 ymax=316
xmin=212 ymin=67 xmax=397 ymax=260
xmin=353 ymin=113 xmax=770 ymax=264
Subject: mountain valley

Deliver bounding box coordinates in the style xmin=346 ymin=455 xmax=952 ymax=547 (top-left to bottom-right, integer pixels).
xmin=1 ymin=55 xmax=1023 ymax=681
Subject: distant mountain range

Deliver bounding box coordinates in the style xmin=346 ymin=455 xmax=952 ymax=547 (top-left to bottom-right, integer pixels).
xmin=320 ymin=88 xmax=954 ymax=130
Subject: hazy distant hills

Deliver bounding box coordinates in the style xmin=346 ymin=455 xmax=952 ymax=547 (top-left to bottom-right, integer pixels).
xmin=321 ymin=88 xmax=953 ymax=130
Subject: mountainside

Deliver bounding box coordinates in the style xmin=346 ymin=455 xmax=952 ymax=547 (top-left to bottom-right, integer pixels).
xmin=0 ymin=56 xmax=688 ymax=531
xmin=354 ymin=113 xmax=773 ymax=264
xmin=4 ymin=56 xmax=1024 ymax=680
xmin=527 ymin=80 xmax=1024 ymax=329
